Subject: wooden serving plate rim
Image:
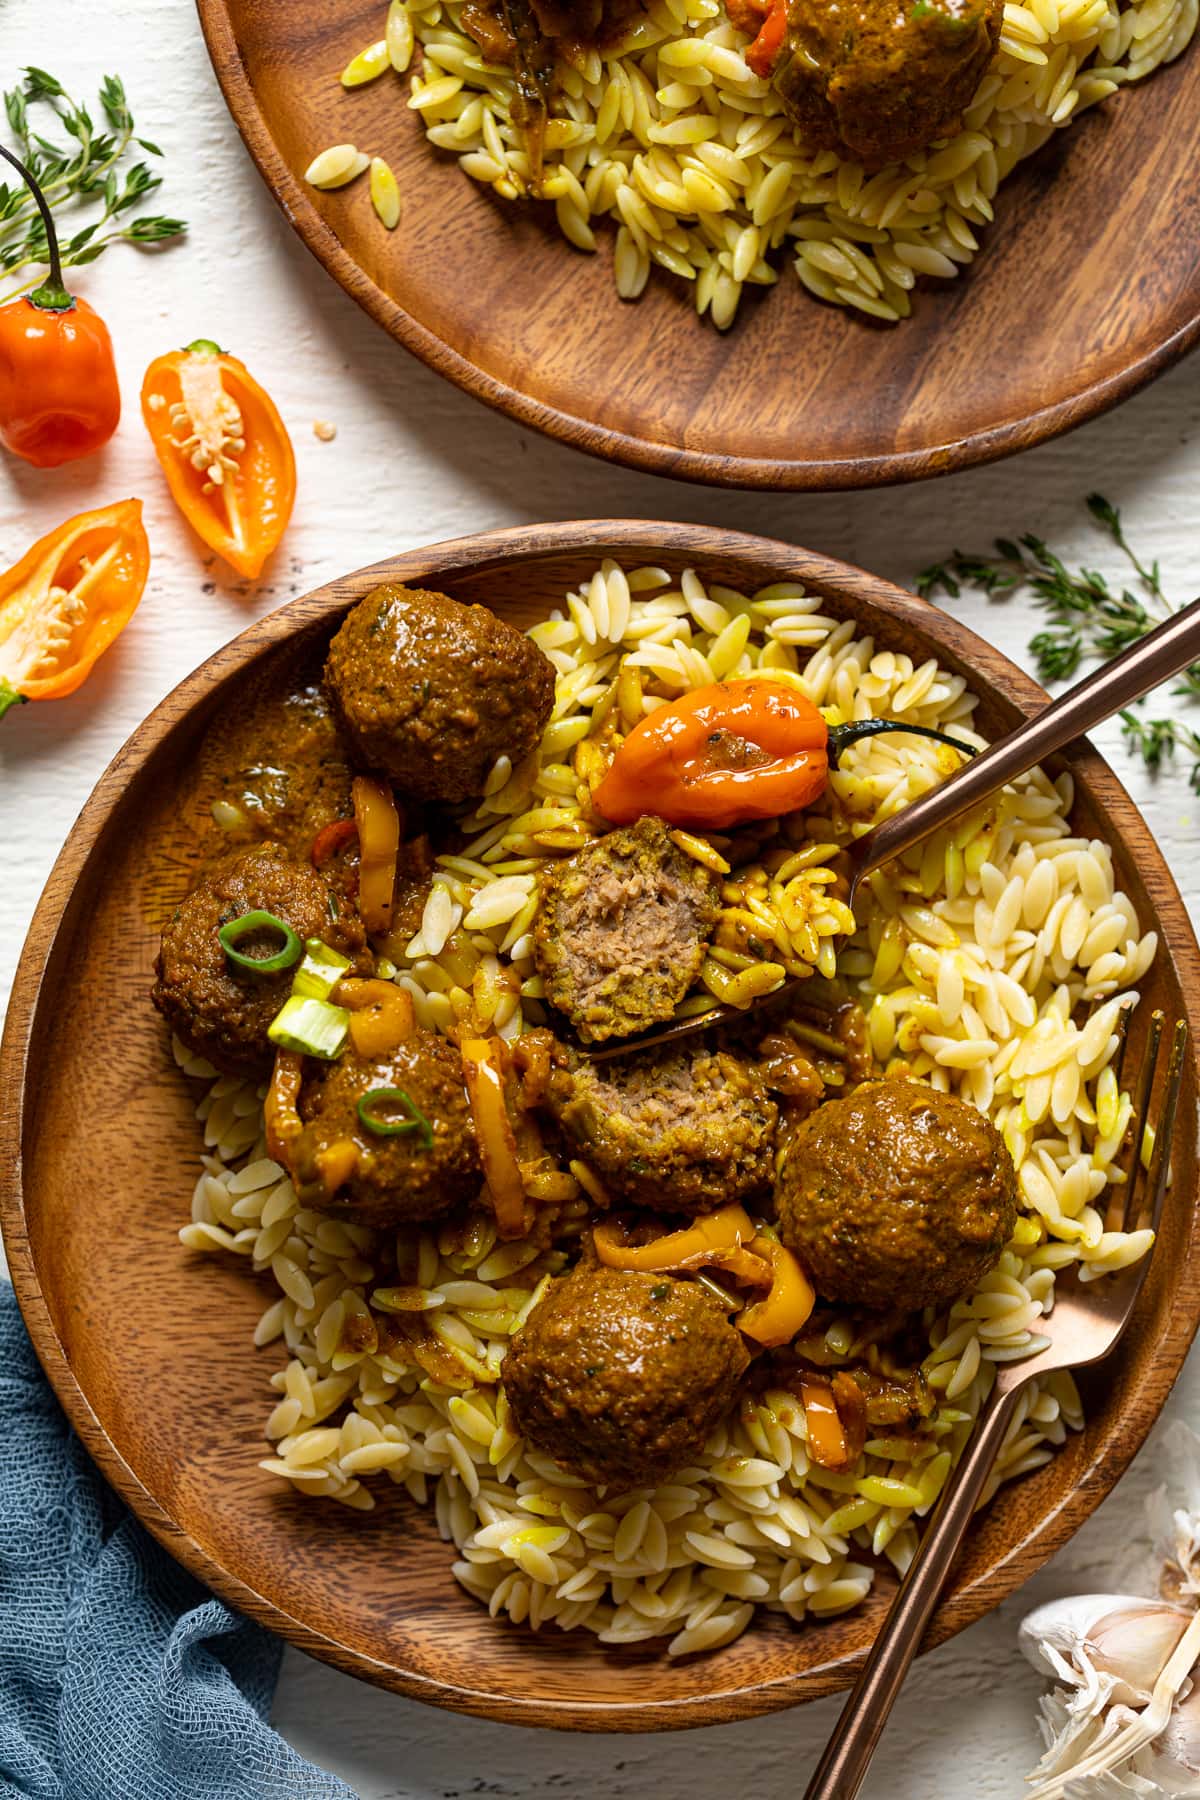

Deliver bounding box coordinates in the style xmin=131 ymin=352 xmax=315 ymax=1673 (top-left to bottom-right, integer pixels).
xmin=194 ymin=0 xmax=1200 ymax=493
xmin=3 ymin=518 xmax=1199 ymax=1728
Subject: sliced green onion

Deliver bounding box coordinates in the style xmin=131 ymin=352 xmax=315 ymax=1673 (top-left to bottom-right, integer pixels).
xmin=268 ymin=995 xmax=350 ymax=1059
xmin=356 ymin=1087 xmax=433 ymax=1147
xmin=218 ymin=910 xmax=302 ymax=973
xmin=292 ymin=937 xmax=353 ymax=1001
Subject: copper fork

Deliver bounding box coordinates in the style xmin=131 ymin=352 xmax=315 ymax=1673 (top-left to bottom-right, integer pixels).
xmin=802 ymin=1008 xmax=1190 ymax=1800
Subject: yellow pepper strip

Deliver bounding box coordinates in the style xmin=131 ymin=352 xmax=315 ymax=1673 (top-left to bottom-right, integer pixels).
xmin=313 ymin=1139 xmax=359 ymax=1198
xmin=798 ymin=1374 xmax=852 ymax=1471
xmin=352 ymin=774 xmax=401 ymax=934
xmin=591 ymin=1203 xmax=757 ymax=1272
xmin=737 ymin=1236 xmax=816 ymax=1347
xmin=334 ymin=978 xmax=414 ymax=1057
xmin=264 ymin=1050 xmax=304 ymax=1164
xmin=461 ymin=1037 xmax=529 ymax=1240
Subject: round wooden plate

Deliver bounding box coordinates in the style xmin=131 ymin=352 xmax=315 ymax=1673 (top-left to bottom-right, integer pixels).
xmin=3 ymin=521 xmax=1199 ymax=1730
xmin=194 ymin=0 xmax=1200 ymax=490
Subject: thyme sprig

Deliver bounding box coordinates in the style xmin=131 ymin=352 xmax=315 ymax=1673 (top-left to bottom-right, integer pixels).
xmin=917 ymin=494 xmax=1200 ymax=792
xmin=0 ymin=67 xmax=185 ymax=301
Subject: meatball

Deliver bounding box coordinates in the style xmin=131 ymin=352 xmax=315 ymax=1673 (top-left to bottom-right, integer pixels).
xmin=288 ymin=1032 xmax=481 ymax=1228
xmin=547 ymin=1041 xmax=777 ymax=1214
xmin=775 ymin=1079 xmax=1017 ymax=1311
xmin=503 ymin=1260 xmax=749 ymax=1486
xmin=152 ymin=842 xmax=368 ymax=1077
xmin=533 ymin=816 xmax=721 ymax=1043
xmin=324 ymin=583 xmax=555 ymax=805
xmin=771 ymin=0 xmax=1002 ymax=167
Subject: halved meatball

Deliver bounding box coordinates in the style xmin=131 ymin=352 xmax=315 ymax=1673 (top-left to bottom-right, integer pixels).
xmin=152 ymin=842 xmax=368 ymax=1077
xmin=503 ymin=1259 xmax=748 ymax=1486
xmin=547 ymin=1041 xmax=778 ymax=1214
xmin=533 ymin=815 xmax=721 ymax=1043
xmin=289 ymin=1032 xmax=481 ymax=1228
xmin=775 ymin=1078 xmax=1017 ymax=1311
xmin=324 ymin=583 xmax=555 ymax=805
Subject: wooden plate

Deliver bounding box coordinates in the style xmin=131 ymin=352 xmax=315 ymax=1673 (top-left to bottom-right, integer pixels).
xmin=3 ymin=521 xmax=1199 ymax=1730
xmin=195 ymin=0 xmax=1200 ymax=490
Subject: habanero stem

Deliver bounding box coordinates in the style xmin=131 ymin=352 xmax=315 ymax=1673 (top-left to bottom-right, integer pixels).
xmin=0 ymin=143 xmax=72 ymax=310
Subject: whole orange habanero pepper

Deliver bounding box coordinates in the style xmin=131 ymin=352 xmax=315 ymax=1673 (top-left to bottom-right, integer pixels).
xmin=593 ymin=677 xmax=977 ymax=830
xmin=141 ymin=340 xmax=295 ymax=579
xmin=0 ymin=147 xmax=120 ymax=469
xmin=0 ymin=500 xmax=149 ymax=720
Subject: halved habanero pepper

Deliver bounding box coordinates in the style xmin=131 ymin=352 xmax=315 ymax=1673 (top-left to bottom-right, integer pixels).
xmin=592 ymin=677 xmax=976 ymax=831
xmin=141 ymin=339 xmax=295 ymax=579
xmin=0 ymin=499 xmax=149 ymax=720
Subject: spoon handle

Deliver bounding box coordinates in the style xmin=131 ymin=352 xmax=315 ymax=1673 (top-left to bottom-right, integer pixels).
xmin=850 ymin=594 xmax=1200 ymax=887
xmin=801 ymin=1380 xmax=1027 ymax=1800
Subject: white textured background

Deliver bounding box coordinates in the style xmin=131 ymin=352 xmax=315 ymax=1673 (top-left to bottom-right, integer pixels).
xmin=0 ymin=2 xmax=1197 ymax=1793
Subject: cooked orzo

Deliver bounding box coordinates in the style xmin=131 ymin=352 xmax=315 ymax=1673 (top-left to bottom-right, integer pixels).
xmin=173 ymin=562 xmax=1157 ymax=1655
xmin=305 ymin=0 xmax=1197 ymax=326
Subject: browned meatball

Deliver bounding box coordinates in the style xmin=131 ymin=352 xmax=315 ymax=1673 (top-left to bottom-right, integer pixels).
xmin=503 ymin=1260 xmax=749 ymax=1486
xmin=324 ymin=583 xmax=555 ymax=805
xmin=289 ymin=1033 xmax=481 ymax=1228
xmin=771 ymin=0 xmax=1002 ymax=167
xmin=533 ymin=816 xmax=721 ymax=1043
xmin=152 ymin=843 xmax=368 ymax=1077
xmin=775 ymin=1079 xmax=1017 ymax=1311
xmin=546 ymin=1041 xmax=777 ymax=1215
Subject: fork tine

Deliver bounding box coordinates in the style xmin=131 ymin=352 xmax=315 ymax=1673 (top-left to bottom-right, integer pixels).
xmin=1112 ymin=1009 xmax=1163 ymax=1235
xmin=1139 ymin=1018 xmax=1188 ymax=1237
xmin=1110 ymin=997 xmax=1135 ymax=1086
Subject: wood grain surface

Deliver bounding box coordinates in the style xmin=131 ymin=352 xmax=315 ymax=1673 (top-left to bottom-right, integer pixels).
xmin=2 ymin=521 xmax=1199 ymax=1731
xmin=195 ymin=0 xmax=1200 ymax=491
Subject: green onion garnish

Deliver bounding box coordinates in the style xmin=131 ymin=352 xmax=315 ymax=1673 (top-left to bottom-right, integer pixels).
xmin=356 ymin=1087 xmax=433 ymax=1147
xmin=218 ymin=910 xmax=302 ymax=973
xmin=268 ymin=995 xmax=350 ymax=1059
xmin=292 ymin=937 xmax=353 ymax=1001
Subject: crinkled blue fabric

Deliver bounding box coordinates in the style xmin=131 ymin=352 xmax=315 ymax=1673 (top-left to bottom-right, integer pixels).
xmin=0 ymin=1280 xmax=357 ymax=1800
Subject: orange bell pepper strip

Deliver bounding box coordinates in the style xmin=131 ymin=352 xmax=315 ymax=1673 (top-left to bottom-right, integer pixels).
xmin=797 ymin=1375 xmax=853 ymax=1471
xmin=737 ymin=1236 xmax=816 ymax=1346
xmin=0 ymin=146 xmax=121 ymax=469
xmin=461 ymin=1037 xmax=531 ymax=1240
xmin=0 ymin=500 xmax=149 ymax=721
xmin=141 ymin=339 xmax=295 ymax=579
xmin=333 ymin=977 xmax=415 ymax=1058
xmin=745 ymin=0 xmax=787 ymax=77
xmin=264 ymin=1049 xmax=305 ymax=1165
xmin=592 ymin=1204 xmax=759 ymax=1272
xmin=593 ymin=676 xmax=977 ymax=830
xmin=351 ymin=776 xmax=401 ymax=934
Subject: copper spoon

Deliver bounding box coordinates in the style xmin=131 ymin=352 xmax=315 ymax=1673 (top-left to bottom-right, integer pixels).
xmin=586 ymin=593 xmax=1200 ymax=1062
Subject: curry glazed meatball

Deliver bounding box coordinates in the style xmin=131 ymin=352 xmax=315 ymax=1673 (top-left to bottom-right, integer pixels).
xmin=547 ymin=1041 xmax=777 ymax=1215
xmin=152 ymin=842 xmax=367 ymax=1078
xmin=775 ymin=1079 xmax=1017 ymax=1311
xmin=771 ymin=0 xmax=1002 ymax=167
xmin=324 ymin=583 xmax=555 ymax=805
xmin=533 ymin=815 xmax=721 ymax=1043
xmin=503 ymin=1260 xmax=749 ymax=1487
xmin=288 ymin=1032 xmax=481 ymax=1228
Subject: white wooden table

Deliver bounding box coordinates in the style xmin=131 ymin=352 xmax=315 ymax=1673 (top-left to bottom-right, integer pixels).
xmin=1 ymin=2 xmax=1197 ymax=1791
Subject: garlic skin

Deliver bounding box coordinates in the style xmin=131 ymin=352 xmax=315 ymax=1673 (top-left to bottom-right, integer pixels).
xmin=1020 ymin=1595 xmax=1192 ymax=1706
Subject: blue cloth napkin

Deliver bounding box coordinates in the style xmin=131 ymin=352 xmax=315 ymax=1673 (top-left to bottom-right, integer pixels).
xmin=0 ymin=1280 xmax=358 ymax=1800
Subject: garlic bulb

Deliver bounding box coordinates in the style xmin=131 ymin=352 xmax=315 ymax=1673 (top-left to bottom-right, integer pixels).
xmin=1020 ymin=1595 xmax=1193 ymax=1707
xmin=1020 ymin=1421 xmax=1200 ymax=1796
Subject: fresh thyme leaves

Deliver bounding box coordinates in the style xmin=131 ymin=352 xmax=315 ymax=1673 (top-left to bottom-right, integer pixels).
xmin=917 ymin=494 xmax=1200 ymax=792
xmin=0 ymin=68 xmax=185 ymax=301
